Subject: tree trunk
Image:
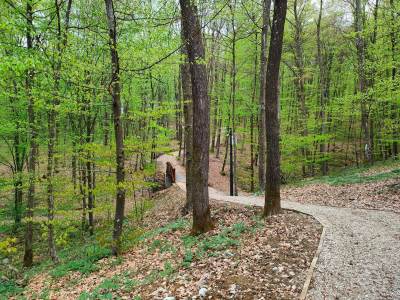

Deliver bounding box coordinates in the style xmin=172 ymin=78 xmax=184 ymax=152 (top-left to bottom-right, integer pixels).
xmin=105 ymin=0 xmax=126 ymax=256
xmin=390 ymin=0 xmax=398 ymax=158
xmin=250 ymin=32 xmax=258 ymax=193
xmin=258 ymin=0 xmax=271 ymax=192
xmin=316 ymin=0 xmax=328 ymax=175
xmin=180 ymin=0 xmax=213 ymax=234
xmin=215 ymin=118 xmax=222 ymax=158
xmin=293 ymin=0 xmax=309 ymax=176
xmin=104 ymin=110 xmax=110 ymax=146
xmin=354 ymin=0 xmax=372 ymax=163
xmin=86 ymin=115 xmax=95 ymax=236
xmin=264 ymin=0 xmax=287 ymax=217
xmin=180 ymin=40 xmax=193 ymax=215
xmin=24 ymin=0 xmax=36 ymax=267
xmin=230 ymin=3 xmax=238 ymax=196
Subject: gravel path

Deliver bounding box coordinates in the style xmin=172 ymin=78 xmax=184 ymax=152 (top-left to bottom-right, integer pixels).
xmin=158 ymin=154 xmax=400 ymax=299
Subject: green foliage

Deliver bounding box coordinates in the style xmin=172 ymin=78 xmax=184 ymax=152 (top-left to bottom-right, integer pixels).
xmin=140 ymin=218 xmax=189 ymax=241
xmin=50 ymin=245 xmax=111 ymax=278
xmin=0 ymin=237 xmax=17 ymax=256
xmin=314 ymin=168 xmax=400 ymax=186
xmin=147 ymin=239 xmax=177 ymax=254
xmin=0 ymin=279 xmax=23 ymax=298
xmin=181 ymin=222 xmax=249 ymax=266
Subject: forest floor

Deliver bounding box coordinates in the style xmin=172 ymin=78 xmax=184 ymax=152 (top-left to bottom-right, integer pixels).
xmin=24 ymin=186 xmax=321 ymax=299
xmin=159 ymin=153 xmax=400 ymax=299
xmin=6 ymin=154 xmax=400 ymax=299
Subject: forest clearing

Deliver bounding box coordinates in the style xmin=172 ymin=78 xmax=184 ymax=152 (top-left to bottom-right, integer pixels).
xmin=0 ymin=0 xmax=399 ymax=299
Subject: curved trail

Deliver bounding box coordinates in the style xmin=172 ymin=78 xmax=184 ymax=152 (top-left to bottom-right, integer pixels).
xmin=158 ymin=154 xmax=400 ymax=299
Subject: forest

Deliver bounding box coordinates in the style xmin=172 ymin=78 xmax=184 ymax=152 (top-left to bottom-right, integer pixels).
xmin=0 ymin=0 xmax=399 ymax=299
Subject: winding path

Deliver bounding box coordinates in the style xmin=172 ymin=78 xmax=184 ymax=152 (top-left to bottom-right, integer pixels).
xmin=158 ymin=154 xmax=400 ymax=300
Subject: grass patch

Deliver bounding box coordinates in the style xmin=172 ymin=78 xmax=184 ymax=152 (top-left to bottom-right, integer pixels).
xmin=181 ymin=221 xmax=249 ymax=266
xmin=0 ymin=279 xmax=24 ymax=298
xmin=309 ymin=168 xmax=400 ymax=186
xmin=79 ymin=261 xmax=176 ymax=299
xmin=50 ymin=245 xmax=111 ymax=278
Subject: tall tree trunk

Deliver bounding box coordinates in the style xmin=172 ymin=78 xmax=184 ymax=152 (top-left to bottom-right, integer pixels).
xmin=24 ymin=0 xmax=36 ymax=267
xmin=180 ymin=0 xmax=213 ymax=234
xmin=105 ymin=0 xmax=126 ymax=256
xmin=78 ymin=116 xmax=88 ymax=231
xmin=293 ymin=0 xmax=309 ymax=176
xmin=316 ymin=0 xmax=328 ymax=175
xmin=354 ymin=0 xmax=372 ymax=163
xmin=215 ymin=118 xmax=222 ymax=158
xmin=176 ymin=75 xmax=184 ymax=158
xmin=264 ymin=0 xmax=287 ymax=217
xmin=104 ymin=110 xmax=110 ymax=146
xmin=250 ymin=33 xmax=258 ymax=193
xmin=47 ymin=105 xmax=58 ymax=262
xmin=46 ymin=0 xmax=72 ymax=263
xmin=215 ymin=63 xmax=227 ymax=159
xmin=180 ymin=40 xmax=193 ymax=215
xmin=390 ymin=0 xmax=398 ymax=158
xmin=86 ymin=115 xmax=95 ymax=236
xmin=210 ymin=67 xmax=219 ymax=153
xmin=258 ymin=0 xmax=271 ymax=192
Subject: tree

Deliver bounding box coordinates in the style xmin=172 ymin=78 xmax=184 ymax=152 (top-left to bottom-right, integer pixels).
xmin=264 ymin=0 xmax=288 ymax=217
xmin=104 ymin=0 xmax=126 ymax=256
xmin=354 ymin=0 xmax=372 ymax=163
xmin=258 ymin=0 xmax=272 ymax=192
xmin=180 ymin=39 xmax=193 ymax=215
xmin=23 ymin=0 xmax=36 ymax=268
xmin=46 ymin=0 xmax=72 ymax=263
xmin=179 ymin=0 xmax=213 ymax=234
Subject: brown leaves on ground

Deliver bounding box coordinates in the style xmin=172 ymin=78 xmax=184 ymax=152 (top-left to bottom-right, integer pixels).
xmin=207 ymin=152 xmax=399 ymax=214
xmin=24 ymin=186 xmax=321 ymax=299
xmin=282 ymin=178 xmax=400 ymax=213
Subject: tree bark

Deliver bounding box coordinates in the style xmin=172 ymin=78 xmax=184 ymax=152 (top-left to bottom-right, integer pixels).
xmin=354 ymin=0 xmax=372 ymax=163
xmin=264 ymin=0 xmax=288 ymax=217
xmin=24 ymin=0 xmax=36 ymax=267
xmin=180 ymin=40 xmax=193 ymax=215
xmin=316 ymin=0 xmax=329 ymax=175
xmin=229 ymin=3 xmax=238 ymax=196
xmin=180 ymin=0 xmax=213 ymax=234
xmin=258 ymin=0 xmax=271 ymax=192
xmin=86 ymin=113 xmax=95 ymax=236
xmin=390 ymin=0 xmax=398 ymax=158
xmin=104 ymin=0 xmax=126 ymax=256
xmin=293 ymin=0 xmax=309 ymax=176
xmin=250 ymin=32 xmax=258 ymax=193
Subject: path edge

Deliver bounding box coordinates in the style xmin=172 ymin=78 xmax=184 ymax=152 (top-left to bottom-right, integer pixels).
xmin=299 ymin=226 xmax=326 ymax=300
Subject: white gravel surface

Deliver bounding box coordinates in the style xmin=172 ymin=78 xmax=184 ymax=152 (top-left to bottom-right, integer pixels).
xmin=158 ymin=154 xmax=400 ymax=300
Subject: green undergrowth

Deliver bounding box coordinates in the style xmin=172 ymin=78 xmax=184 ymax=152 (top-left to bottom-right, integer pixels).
xmin=292 ymin=160 xmax=400 ymax=187
xmin=0 ymin=197 xmax=156 ymax=299
xmin=50 ymin=245 xmax=112 ymax=278
xmin=79 ymin=216 xmax=264 ymax=299
xmin=303 ymin=167 xmax=400 ymax=186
